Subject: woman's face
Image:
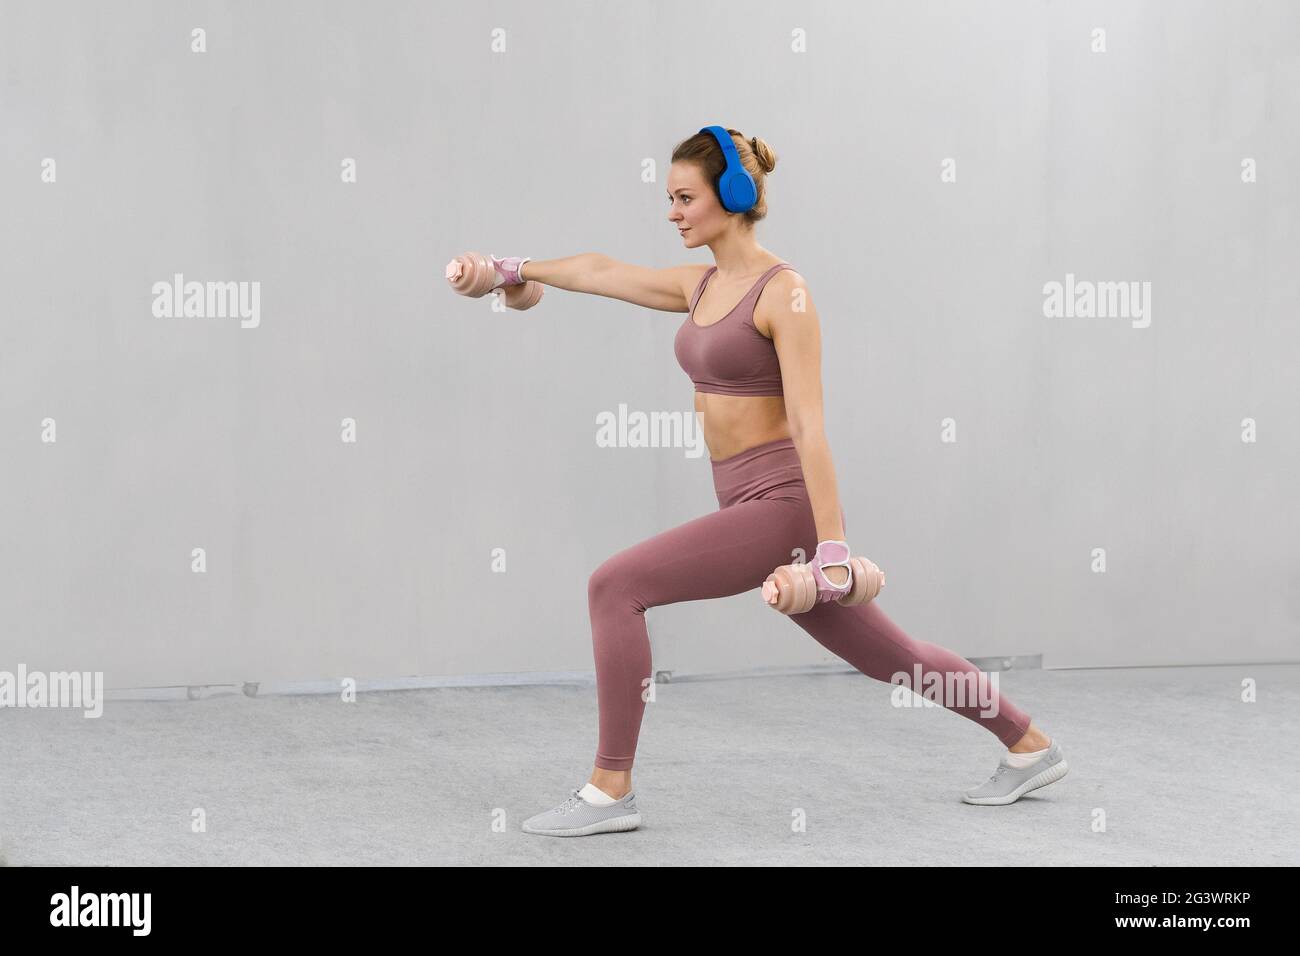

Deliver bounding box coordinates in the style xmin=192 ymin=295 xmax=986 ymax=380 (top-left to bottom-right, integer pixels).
xmin=666 ymin=162 xmax=728 ymax=248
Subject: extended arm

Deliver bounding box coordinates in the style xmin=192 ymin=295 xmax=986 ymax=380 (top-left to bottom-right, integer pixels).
xmin=522 ymin=254 xmax=704 ymax=312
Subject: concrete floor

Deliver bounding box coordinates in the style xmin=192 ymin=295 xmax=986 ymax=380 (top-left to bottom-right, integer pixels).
xmin=2 ymin=664 xmax=1297 ymax=866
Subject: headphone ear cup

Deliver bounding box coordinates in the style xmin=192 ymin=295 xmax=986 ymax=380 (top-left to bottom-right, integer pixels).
xmin=737 ymin=173 xmax=757 ymax=210
xmin=721 ymin=170 xmax=757 ymax=213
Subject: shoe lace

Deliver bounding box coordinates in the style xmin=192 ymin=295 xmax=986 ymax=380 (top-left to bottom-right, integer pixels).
xmin=561 ymin=789 xmax=583 ymax=814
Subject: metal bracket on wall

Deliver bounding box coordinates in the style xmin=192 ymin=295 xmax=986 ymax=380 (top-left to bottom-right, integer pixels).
xmin=968 ymin=654 xmax=1043 ymax=672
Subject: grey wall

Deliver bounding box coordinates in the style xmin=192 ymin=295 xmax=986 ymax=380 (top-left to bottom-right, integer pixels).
xmin=2 ymin=0 xmax=1296 ymax=692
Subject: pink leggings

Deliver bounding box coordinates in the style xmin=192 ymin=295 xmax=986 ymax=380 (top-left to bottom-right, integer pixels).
xmin=588 ymin=437 xmax=1032 ymax=771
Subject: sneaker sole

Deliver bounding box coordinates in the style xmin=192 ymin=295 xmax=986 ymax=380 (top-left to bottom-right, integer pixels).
xmin=962 ymin=759 xmax=1070 ymax=806
xmin=522 ymin=812 xmax=642 ymax=837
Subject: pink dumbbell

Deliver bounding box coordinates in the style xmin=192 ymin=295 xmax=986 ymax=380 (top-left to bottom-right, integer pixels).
xmin=761 ymin=556 xmax=886 ymax=615
xmin=444 ymin=251 xmax=544 ymax=310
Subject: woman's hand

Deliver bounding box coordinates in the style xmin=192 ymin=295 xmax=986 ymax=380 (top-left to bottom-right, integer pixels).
xmin=809 ymin=540 xmax=854 ymax=604
xmin=761 ymin=545 xmax=885 ymax=615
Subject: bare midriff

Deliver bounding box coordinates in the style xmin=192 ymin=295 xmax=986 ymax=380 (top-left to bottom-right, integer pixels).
xmin=694 ymin=391 xmax=791 ymax=461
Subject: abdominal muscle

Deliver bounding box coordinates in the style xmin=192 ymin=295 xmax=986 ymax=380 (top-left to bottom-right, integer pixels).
xmin=694 ymin=391 xmax=792 ymax=461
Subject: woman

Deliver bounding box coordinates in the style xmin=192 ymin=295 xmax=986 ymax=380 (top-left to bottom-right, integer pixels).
xmin=480 ymin=126 xmax=1068 ymax=836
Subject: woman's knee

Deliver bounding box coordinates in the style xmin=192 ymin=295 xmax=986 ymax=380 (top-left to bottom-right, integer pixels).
xmin=588 ymin=552 xmax=640 ymax=610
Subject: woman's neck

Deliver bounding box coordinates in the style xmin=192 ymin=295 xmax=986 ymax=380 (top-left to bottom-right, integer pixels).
xmin=708 ymin=231 xmax=777 ymax=279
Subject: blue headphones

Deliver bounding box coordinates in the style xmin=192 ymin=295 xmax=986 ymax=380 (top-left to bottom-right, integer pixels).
xmin=699 ymin=125 xmax=757 ymax=214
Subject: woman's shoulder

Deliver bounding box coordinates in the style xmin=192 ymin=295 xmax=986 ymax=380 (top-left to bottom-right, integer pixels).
xmin=764 ymin=262 xmax=809 ymax=295
xmin=753 ymin=264 xmax=813 ymax=335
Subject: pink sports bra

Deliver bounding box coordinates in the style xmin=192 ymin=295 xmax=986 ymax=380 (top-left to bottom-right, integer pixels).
xmin=673 ymin=262 xmax=793 ymax=397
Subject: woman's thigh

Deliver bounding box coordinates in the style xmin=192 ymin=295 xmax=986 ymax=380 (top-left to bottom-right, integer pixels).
xmin=589 ymin=495 xmax=815 ymax=612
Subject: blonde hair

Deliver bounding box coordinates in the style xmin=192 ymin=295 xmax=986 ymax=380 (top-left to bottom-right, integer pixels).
xmin=671 ymin=128 xmax=778 ymax=225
